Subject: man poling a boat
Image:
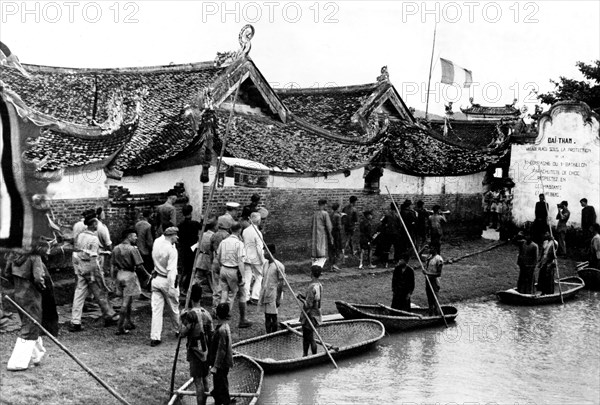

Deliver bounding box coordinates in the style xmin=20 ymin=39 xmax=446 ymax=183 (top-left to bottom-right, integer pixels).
xmin=424 ymin=247 xmax=443 ymax=316
xmin=537 ymin=232 xmax=559 ymax=296
xmin=297 ymin=265 xmax=324 ymax=357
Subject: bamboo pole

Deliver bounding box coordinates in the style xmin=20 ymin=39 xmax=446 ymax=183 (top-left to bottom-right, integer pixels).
xmin=247 ymin=221 xmax=339 ymax=369
xmin=425 ymin=22 xmax=437 ymax=120
xmin=384 ymin=187 xmax=448 ymax=327
xmin=170 ymin=82 xmax=243 ymax=395
xmin=536 ymin=164 xmax=564 ymax=304
xmin=2 ymin=293 xmax=132 ymax=405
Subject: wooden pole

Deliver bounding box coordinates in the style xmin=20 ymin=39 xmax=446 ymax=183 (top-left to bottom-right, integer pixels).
xmin=170 ymin=82 xmax=243 ymax=395
xmin=2 ymin=294 xmax=132 ymax=405
xmin=384 ymin=187 xmax=448 ymax=327
xmin=536 ymin=164 xmax=564 ymax=304
xmin=247 ymin=221 xmax=339 ymax=369
xmin=425 ymin=22 xmax=437 ymax=120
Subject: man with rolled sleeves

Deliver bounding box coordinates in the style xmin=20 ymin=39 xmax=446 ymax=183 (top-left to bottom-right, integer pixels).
xmin=111 ymin=228 xmax=149 ymax=335
xmin=217 ymin=222 xmax=252 ymax=328
xmin=150 ymin=226 xmax=181 ymax=346
xmin=209 ymin=212 xmax=235 ymax=313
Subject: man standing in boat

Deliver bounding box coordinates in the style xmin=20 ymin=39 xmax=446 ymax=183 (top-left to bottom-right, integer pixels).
xmin=297 ymin=265 xmax=323 ymax=356
xmin=537 ymin=232 xmax=558 ymax=295
xmin=391 ymin=259 xmax=415 ymax=311
xmin=180 ymin=284 xmax=213 ymax=405
xmin=208 ymin=303 xmax=233 ymax=405
xmin=533 ymin=194 xmax=549 ymax=246
xmin=516 ymin=231 xmax=538 ymax=294
xmin=424 ymin=247 xmax=443 ymax=316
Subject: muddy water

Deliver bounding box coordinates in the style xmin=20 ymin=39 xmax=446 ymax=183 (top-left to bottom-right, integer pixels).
xmin=258 ymin=292 xmax=600 ymax=405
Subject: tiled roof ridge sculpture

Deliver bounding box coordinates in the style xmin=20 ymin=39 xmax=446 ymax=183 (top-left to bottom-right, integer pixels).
xmin=461 ymin=96 xmax=520 ymax=116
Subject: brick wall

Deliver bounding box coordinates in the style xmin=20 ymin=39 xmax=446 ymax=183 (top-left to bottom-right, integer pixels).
xmin=46 ymin=185 xmax=484 ymax=268
xmin=203 ymin=187 xmax=484 ymax=261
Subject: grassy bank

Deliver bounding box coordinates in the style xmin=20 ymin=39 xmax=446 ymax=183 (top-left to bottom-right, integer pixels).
xmin=0 ymin=238 xmax=580 ymax=405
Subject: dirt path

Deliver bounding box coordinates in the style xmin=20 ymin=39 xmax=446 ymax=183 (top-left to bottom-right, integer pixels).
xmin=0 ymin=238 xmax=580 ymax=405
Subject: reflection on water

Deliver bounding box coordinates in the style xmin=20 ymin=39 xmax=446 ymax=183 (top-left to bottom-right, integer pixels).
xmin=258 ymin=291 xmax=600 ymax=405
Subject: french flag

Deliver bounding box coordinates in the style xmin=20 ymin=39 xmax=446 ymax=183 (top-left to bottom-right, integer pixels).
xmin=440 ymin=58 xmax=473 ymax=88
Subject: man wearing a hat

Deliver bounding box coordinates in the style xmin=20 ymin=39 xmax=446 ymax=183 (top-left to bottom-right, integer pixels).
xmin=150 ymin=226 xmax=181 ymax=346
xmin=209 ymin=221 xmax=230 ymax=315
xmin=69 ymin=214 xmax=119 ymax=332
xmin=217 ymin=202 xmax=239 ymax=231
xmin=216 ymin=222 xmax=253 ymax=328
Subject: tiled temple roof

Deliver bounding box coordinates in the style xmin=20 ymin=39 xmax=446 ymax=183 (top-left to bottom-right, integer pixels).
xmin=215 ymin=109 xmax=510 ymax=176
xmin=275 ymin=84 xmax=378 ymax=137
xmin=1 ymin=57 xmax=508 ymax=177
xmin=384 ymin=121 xmax=510 ymax=176
xmin=217 ymin=111 xmax=384 ymax=173
xmin=1 ymin=62 xmax=226 ymax=172
xmin=428 ymin=120 xmax=509 ymax=149
xmin=23 ymin=123 xmax=137 ymax=171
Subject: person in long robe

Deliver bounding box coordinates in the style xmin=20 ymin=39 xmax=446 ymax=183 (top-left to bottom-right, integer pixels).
xmin=311 ymin=199 xmax=333 ymax=268
xmin=537 ymin=232 xmax=558 ymax=295
xmin=516 ymin=232 xmax=538 ymax=294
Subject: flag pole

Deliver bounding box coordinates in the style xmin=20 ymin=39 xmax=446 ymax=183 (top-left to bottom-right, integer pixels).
xmin=425 ymin=22 xmax=437 ymax=120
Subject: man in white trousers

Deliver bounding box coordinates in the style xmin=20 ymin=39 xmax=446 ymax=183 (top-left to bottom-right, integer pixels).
xmin=242 ymin=212 xmax=266 ymax=306
xmin=150 ymin=226 xmax=180 ymax=347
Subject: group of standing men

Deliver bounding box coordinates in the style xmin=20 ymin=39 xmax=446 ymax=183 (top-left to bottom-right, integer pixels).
xmin=516 ymin=194 xmax=599 ymax=296
xmin=312 ymin=196 xmax=448 ymax=270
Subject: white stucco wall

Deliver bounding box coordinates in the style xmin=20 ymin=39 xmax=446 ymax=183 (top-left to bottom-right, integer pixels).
xmin=106 ymin=165 xmax=205 ymax=220
xmin=510 ymin=104 xmax=600 ymax=226
xmin=207 ymin=164 xmax=485 ymax=194
xmin=47 ymin=168 xmax=109 ymax=199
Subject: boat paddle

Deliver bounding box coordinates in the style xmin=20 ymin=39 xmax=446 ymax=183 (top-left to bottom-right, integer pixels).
xmin=247 ymin=221 xmax=339 ymax=369
xmin=385 ymin=187 xmax=448 ymax=327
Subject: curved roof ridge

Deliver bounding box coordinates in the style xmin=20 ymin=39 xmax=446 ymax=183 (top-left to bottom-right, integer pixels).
xmin=22 ymin=61 xmax=219 ymax=75
xmin=274 ymin=82 xmax=380 ymax=94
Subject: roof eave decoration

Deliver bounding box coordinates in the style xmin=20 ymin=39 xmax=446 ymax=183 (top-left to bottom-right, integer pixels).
xmin=209 ymin=25 xmax=288 ymax=123
xmin=352 ymin=67 xmax=416 ymax=132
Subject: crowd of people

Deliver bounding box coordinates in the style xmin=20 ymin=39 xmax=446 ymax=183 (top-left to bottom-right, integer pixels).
xmin=311 ymin=196 xmax=449 ymax=271
xmin=514 ymin=194 xmax=599 ymax=296
xmin=3 ymin=189 xmax=453 ymax=398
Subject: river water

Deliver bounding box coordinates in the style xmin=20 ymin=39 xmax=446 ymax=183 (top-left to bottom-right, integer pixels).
xmin=258 ymin=292 xmax=600 ymax=405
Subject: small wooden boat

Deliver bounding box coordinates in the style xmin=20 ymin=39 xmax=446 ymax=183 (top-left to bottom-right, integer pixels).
xmin=168 ymin=354 xmax=263 ymax=405
xmin=577 ymin=268 xmax=600 ymax=290
xmin=232 ymin=319 xmax=385 ymax=373
xmin=335 ymin=301 xmax=458 ymax=332
xmin=496 ymin=276 xmax=585 ymax=305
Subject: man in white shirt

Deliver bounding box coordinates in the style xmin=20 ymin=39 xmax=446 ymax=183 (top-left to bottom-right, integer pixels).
xmin=242 ymin=212 xmax=266 ymax=306
xmin=150 ymin=226 xmax=180 ymax=346
xmin=217 ymin=222 xmax=252 ymax=328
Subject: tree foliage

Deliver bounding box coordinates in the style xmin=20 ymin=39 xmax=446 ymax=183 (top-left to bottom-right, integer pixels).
xmin=537 ymin=60 xmax=600 ymax=112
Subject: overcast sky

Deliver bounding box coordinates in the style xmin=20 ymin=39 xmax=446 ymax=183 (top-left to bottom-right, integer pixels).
xmin=1 ymin=0 xmax=598 ymax=115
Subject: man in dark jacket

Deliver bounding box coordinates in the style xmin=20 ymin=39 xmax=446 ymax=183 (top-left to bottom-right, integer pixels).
xmin=391 ymin=259 xmax=415 ymax=311
xmin=209 ymin=303 xmax=233 ymax=405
